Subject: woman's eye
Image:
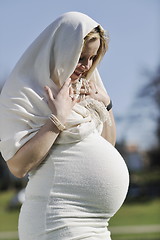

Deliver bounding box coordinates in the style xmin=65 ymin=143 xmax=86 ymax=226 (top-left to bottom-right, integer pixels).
xmin=90 ymin=55 xmax=96 ymax=60
xmin=79 ymin=57 xmax=84 ymax=62
xmin=79 ymin=55 xmax=96 ymax=63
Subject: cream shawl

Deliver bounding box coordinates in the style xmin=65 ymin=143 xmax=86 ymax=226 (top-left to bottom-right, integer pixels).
xmin=0 ymin=12 xmax=110 ymax=161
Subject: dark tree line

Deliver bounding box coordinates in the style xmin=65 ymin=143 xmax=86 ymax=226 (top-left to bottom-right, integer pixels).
xmin=137 ymin=66 xmax=160 ymax=146
xmin=138 ymin=66 xmax=160 ymax=167
xmin=129 ymin=65 xmax=160 ymax=168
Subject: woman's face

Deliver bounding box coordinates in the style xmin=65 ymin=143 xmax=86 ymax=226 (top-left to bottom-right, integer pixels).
xmin=70 ymin=38 xmax=100 ymax=82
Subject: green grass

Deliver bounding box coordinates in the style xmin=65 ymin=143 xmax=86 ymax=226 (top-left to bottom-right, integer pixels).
xmin=0 ymin=190 xmax=160 ymax=240
xmin=0 ymin=191 xmax=19 ymax=232
xmin=111 ymin=232 xmax=160 ymax=240
xmin=110 ymin=198 xmax=160 ymax=226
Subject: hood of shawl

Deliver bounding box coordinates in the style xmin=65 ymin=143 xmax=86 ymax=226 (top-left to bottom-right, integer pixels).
xmin=0 ymin=12 xmax=106 ymax=161
xmin=2 ymin=12 xmax=99 ymax=97
xmin=49 ymin=12 xmax=99 ymax=87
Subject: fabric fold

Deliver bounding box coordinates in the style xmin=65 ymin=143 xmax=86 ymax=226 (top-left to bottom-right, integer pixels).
xmin=0 ymin=12 xmax=109 ymax=160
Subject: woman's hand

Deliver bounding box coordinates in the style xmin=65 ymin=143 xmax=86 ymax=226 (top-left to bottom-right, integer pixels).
xmin=44 ymin=78 xmax=77 ymax=124
xmin=80 ymin=81 xmax=110 ymax=106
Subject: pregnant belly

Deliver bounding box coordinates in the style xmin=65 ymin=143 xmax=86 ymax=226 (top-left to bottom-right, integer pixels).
xmin=27 ymin=131 xmax=129 ymax=218
xmin=51 ymin=131 xmax=129 ymax=217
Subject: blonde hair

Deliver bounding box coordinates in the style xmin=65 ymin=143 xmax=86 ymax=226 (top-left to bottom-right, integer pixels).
xmin=83 ymin=25 xmax=109 ymax=79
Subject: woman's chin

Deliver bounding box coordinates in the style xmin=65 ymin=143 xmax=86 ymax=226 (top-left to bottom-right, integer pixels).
xmin=70 ymin=74 xmax=81 ymax=82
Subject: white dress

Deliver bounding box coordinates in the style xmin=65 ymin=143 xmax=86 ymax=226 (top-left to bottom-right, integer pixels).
xmin=18 ymin=130 xmax=129 ymax=240
xmin=0 ymin=12 xmax=129 ymax=240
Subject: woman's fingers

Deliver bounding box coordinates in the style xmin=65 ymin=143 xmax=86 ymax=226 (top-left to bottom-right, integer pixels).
xmin=44 ymin=80 xmax=78 ymax=120
xmin=69 ymin=84 xmax=79 ymax=103
xmin=69 ymin=86 xmax=74 ymax=98
xmin=61 ymin=78 xmax=78 ymax=103
xmin=44 ymin=86 xmax=55 ymax=101
xmin=90 ymin=81 xmax=98 ymax=93
xmin=79 ymin=88 xmax=90 ymax=95
xmin=79 ymin=82 xmax=95 ymax=95
xmin=62 ymin=78 xmax=71 ymax=90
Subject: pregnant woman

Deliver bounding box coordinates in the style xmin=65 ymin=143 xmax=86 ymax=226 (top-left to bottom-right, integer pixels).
xmin=0 ymin=12 xmax=129 ymax=240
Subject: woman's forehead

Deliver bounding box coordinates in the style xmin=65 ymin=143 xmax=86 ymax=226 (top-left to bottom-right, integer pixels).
xmin=81 ymin=39 xmax=100 ymax=55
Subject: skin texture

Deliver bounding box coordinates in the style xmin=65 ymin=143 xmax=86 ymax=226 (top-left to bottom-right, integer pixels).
xmin=6 ymin=39 xmax=116 ymax=178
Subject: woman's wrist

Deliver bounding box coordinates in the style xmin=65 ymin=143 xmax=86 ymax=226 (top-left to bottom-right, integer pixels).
xmin=49 ymin=114 xmax=66 ymax=131
xmin=50 ymin=109 xmax=67 ymax=125
xmin=103 ymin=95 xmax=110 ymax=107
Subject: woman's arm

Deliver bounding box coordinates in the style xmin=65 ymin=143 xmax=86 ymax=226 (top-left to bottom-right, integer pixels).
xmin=6 ymin=78 xmax=76 ymax=178
xmin=6 ymin=120 xmax=60 ymax=178
xmin=101 ymin=109 xmax=116 ymax=146
xmin=87 ymin=81 xmax=116 ymax=145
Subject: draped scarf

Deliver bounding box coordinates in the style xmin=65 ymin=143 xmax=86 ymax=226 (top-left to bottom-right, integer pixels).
xmin=0 ymin=12 xmax=110 ymax=161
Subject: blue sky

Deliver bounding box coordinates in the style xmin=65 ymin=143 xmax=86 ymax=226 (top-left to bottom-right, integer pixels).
xmin=0 ymin=0 xmax=159 ymax=149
